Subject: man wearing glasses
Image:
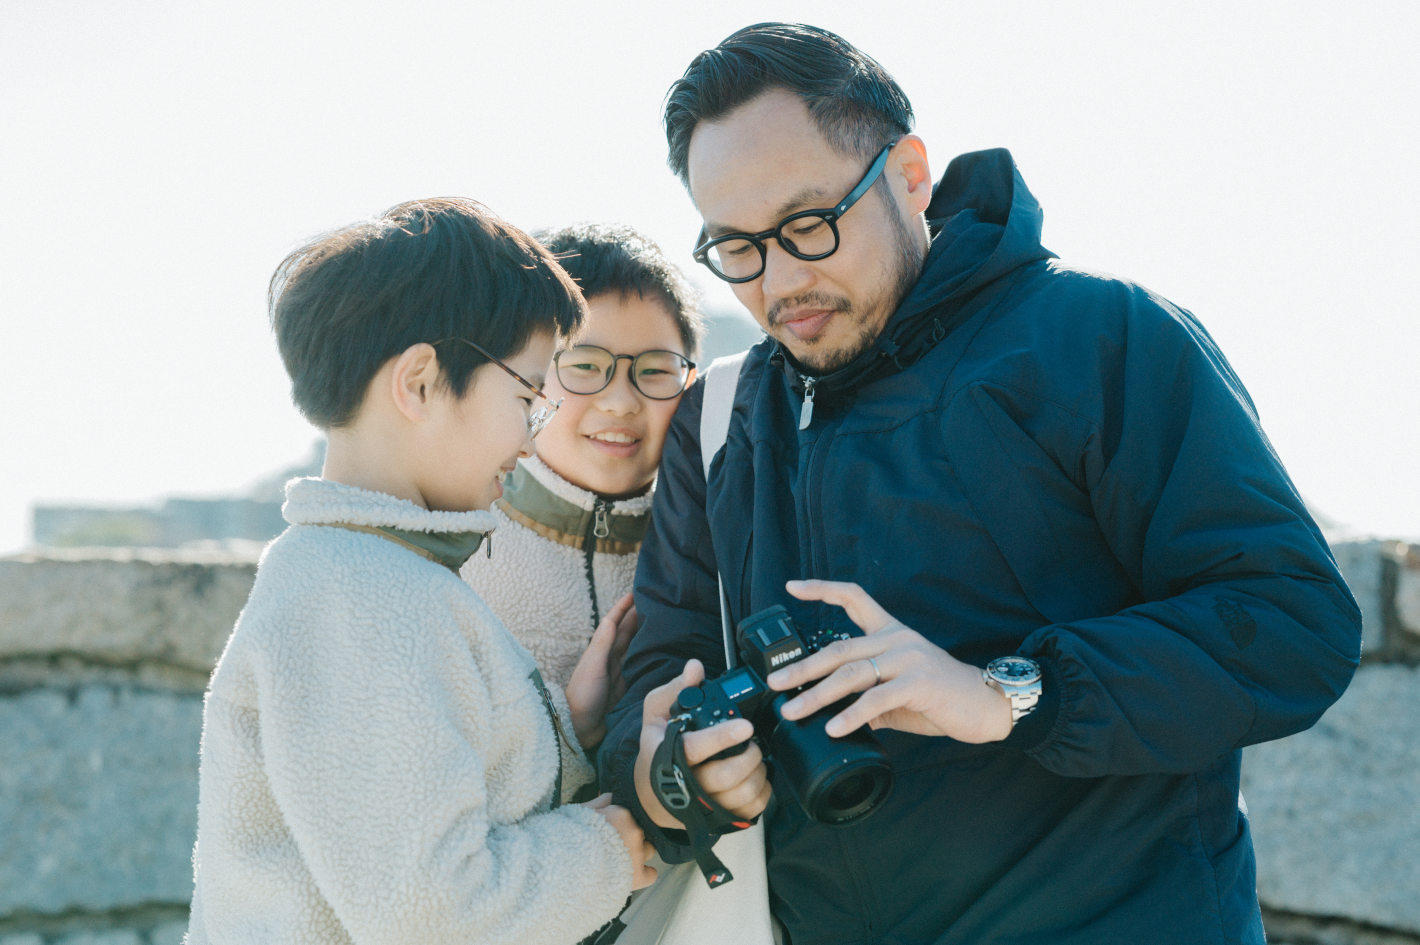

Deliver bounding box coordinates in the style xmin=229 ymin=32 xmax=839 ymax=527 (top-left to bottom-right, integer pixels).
xmin=599 ymin=22 xmax=1361 ymax=945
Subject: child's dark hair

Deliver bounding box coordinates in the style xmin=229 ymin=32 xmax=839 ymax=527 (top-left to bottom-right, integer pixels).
xmin=271 ymin=197 xmax=585 ymax=429
xmin=535 ymin=223 xmax=703 ymax=358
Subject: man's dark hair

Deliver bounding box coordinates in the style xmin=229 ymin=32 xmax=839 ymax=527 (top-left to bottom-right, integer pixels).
xmin=536 ymin=222 xmax=704 ymax=358
xmin=664 ymin=22 xmax=914 ymax=187
xmin=270 ymin=197 xmax=584 ymax=429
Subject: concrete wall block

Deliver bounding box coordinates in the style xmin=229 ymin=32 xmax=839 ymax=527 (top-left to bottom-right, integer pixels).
xmin=1242 ymin=665 xmax=1420 ymax=935
xmin=0 ymin=685 xmax=202 ymax=915
xmin=0 ymin=552 xmax=256 ymax=677
xmin=1329 ymin=539 xmax=1390 ymax=654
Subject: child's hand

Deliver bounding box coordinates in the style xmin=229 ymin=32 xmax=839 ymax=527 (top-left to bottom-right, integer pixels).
xmin=583 ymin=792 xmax=657 ymax=890
xmin=566 ymin=593 xmax=639 ymax=748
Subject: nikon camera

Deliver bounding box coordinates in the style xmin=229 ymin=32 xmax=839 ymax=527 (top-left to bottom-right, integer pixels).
xmin=673 ymin=605 xmax=893 ymax=826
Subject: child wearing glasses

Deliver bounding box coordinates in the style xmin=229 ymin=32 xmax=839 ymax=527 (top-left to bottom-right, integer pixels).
xmin=185 ymin=200 xmax=656 ymax=945
xmin=462 ymin=223 xmax=703 ymax=742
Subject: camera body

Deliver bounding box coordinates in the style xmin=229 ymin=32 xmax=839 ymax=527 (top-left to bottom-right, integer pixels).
xmin=674 ymin=605 xmax=893 ymax=826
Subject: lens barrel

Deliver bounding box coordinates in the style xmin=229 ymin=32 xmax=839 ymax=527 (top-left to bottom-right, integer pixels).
xmin=767 ymin=693 xmax=893 ymax=825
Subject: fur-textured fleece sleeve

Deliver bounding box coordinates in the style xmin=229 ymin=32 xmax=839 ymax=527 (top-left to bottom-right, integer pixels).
xmin=221 ymin=528 xmax=631 ymax=945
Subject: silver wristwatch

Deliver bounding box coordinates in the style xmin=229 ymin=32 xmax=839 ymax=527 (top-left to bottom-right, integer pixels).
xmin=982 ymin=656 xmax=1043 ymax=726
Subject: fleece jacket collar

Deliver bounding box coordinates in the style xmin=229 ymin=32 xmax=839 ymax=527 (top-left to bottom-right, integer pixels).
xmin=497 ymin=456 xmax=652 ymax=554
xmin=283 ymin=476 xmax=497 ymax=572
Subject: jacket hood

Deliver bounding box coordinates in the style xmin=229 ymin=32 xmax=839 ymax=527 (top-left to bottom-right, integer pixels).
xmin=777 ymin=148 xmax=1054 ymax=392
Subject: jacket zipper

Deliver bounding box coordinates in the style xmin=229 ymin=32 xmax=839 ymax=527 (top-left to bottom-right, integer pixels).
xmin=798 ymin=375 xmax=818 ymax=430
xmin=582 ymin=497 xmax=611 ymax=628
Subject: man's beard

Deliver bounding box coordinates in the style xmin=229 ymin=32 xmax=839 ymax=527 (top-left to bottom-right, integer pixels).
xmin=773 ymin=205 xmax=924 ymax=375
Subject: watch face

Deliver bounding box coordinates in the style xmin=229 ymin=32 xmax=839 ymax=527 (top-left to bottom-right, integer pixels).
xmin=988 ymin=656 xmax=1041 ymax=685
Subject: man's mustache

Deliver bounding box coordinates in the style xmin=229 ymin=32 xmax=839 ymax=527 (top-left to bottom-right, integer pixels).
xmin=767 ymin=294 xmax=852 ymax=328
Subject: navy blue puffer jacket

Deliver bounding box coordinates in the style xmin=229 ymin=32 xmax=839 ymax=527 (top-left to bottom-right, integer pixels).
xmin=601 ymin=149 xmax=1360 ymax=945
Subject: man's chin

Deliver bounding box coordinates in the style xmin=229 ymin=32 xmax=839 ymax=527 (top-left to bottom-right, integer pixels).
xmin=782 ymin=335 xmax=864 ymax=375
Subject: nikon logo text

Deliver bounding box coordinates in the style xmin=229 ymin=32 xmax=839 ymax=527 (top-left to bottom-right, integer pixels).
xmin=770 ymin=648 xmax=803 ymax=667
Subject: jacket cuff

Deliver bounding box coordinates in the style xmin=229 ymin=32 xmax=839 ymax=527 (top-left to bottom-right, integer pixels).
xmin=1000 ymin=653 xmax=1064 ymax=755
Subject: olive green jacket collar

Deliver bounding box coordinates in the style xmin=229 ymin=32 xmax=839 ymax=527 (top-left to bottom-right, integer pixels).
xmin=497 ymin=456 xmax=653 ymax=554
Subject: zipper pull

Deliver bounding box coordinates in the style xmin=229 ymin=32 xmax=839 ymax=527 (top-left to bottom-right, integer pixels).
xmin=593 ymin=500 xmax=610 ymax=539
xmin=798 ymin=377 xmax=817 ymax=430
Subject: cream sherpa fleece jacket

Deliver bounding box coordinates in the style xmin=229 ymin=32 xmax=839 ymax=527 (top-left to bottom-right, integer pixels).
xmin=185 ymin=477 xmax=631 ymax=945
xmin=462 ymin=455 xmax=653 ymax=689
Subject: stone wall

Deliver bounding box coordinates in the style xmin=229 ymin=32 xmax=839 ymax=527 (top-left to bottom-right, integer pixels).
xmin=0 ymin=550 xmax=253 ymax=945
xmin=1 ymin=541 xmax=1416 ymax=943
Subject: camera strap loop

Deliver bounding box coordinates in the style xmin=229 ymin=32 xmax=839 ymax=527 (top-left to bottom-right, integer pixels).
xmin=650 ymin=716 xmax=755 ymax=888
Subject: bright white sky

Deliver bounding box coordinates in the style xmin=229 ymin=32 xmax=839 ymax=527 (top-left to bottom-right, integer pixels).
xmin=2 ymin=0 xmax=1416 ymax=555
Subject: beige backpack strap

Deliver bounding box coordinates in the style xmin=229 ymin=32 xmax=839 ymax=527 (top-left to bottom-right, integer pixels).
xmin=698 ymin=350 xmax=749 ymax=668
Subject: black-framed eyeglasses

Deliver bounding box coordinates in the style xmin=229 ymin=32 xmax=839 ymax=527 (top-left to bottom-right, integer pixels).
xmin=432 ymin=337 xmax=561 ymax=438
xmin=692 ymin=141 xmax=898 ymax=284
xmin=553 ymin=345 xmax=695 ymax=400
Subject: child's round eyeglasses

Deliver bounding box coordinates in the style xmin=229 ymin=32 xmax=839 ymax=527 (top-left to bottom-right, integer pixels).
xmin=553 ymin=345 xmax=696 ymax=400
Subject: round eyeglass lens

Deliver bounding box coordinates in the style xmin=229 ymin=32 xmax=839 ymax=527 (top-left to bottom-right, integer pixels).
xmin=555 ymin=346 xmax=615 ymax=394
xmin=706 ymin=212 xmax=838 ymax=280
xmin=777 ymin=213 xmax=838 ymax=257
xmin=707 ymin=237 xmax=764 ymax=281
xmin=630 ymin=350 xmax=692 ymax=399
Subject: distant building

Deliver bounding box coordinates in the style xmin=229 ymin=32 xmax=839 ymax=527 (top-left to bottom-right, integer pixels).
xmin=32 ymin=445 xmax=324 ymax=550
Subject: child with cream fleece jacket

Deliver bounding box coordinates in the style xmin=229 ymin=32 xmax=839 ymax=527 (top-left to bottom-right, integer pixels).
xmin=185 ymin=199 xmax=655 ymax=945
xmin=464 ymin=223 xmax=704 ymax=720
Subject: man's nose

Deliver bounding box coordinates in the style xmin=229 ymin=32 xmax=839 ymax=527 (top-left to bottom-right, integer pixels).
xmin=760 ymin=238 xmax=813 ymax=300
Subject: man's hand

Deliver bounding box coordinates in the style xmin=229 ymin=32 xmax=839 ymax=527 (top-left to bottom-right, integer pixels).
xmin=766 ymin=579 xmax=1013 ymax=744
xmin=633 ymin=659 xmax=772 ymax=831
xmin=566 ymin=592 xmax=639 ymax=749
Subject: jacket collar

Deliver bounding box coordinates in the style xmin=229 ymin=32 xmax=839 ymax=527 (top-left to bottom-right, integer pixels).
xmin=774 ymin=148 xmax=1056 ymax=398
xmin=283 ymin=476 xmax=496 ymax=572
xmin=497 ymin=455 xmax=653 ymax=553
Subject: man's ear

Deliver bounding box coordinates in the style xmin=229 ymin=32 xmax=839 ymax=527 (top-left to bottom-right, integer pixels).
xmin=388 ymin=342 xmax=443 ymax=422
xmin=892 ymin=135 xmax=933 ymax=215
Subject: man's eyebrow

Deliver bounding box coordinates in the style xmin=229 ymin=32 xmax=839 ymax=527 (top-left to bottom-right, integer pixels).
xmin=703 ymin=184 xmax=831 ymax=238
xmin=773 ymin=185 xmax=830 ymax=220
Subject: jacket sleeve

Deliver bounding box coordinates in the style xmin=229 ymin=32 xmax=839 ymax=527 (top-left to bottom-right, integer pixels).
xmin=251 ymin=565 xmax=631 ymax=945
xmin=599 ymin=379 xmax=731 ymax=859
xmin=965 ymin=284 xmax=1361 ymax=778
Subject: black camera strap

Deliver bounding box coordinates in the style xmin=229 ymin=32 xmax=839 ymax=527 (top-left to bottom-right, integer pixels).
xmin=649 ymin=716 xmax=756 ymax=888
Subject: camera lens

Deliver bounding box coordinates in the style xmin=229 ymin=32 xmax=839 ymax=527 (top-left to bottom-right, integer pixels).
xmin=825 ymin=771 xmax=874 ymax=811
xmin=768 ymin=693 xmax=893 ymax=826
xmin=809 ymin=759 xmax=893 ymax=825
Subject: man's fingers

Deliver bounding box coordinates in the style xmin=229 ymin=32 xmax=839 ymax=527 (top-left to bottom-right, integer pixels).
xmin=681 ymin=718 xmax=755 ymax=766
xmin=786 ymin=579 xmax=896 ymax=633
xmin=776 ymin=655 xmax=883 ymax=718
xmin=642 ymin=659 xmax=706 ymax=722
xmin=766 ymin=635 xmax=877 ymax=691
xmin=823 ymin=681 xmax=907 ymax=736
